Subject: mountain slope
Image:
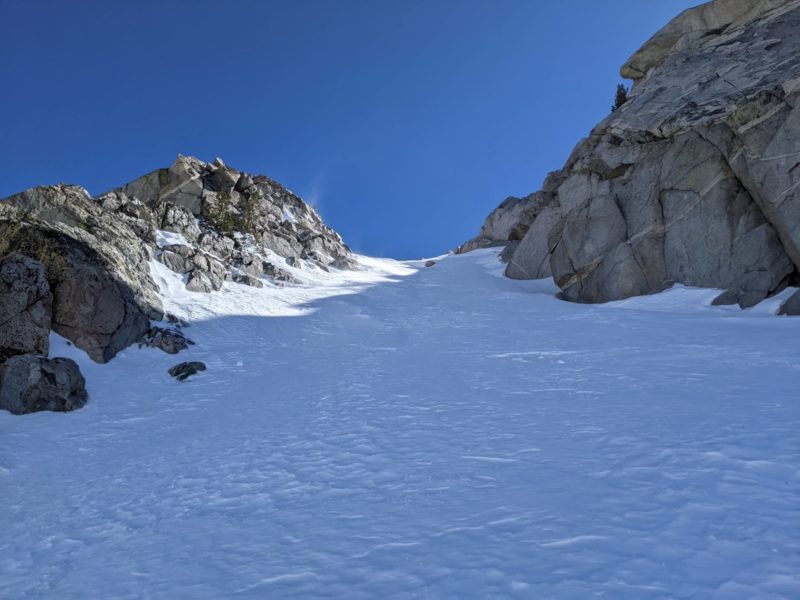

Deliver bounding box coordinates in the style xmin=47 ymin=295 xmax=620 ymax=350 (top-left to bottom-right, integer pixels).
xmin=0 ymin=155 xmax=357 ymax=411
xmin=1 ymin=249 xmax=798 ymax=598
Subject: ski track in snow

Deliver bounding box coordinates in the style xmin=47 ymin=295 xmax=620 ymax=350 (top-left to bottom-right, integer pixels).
xmin=1 ymin=249 xmax=799 ymax=599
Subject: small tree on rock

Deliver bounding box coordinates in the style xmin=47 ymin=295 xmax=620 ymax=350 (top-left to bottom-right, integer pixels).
xmin=612 ymin=84 xmax=629 ymax=112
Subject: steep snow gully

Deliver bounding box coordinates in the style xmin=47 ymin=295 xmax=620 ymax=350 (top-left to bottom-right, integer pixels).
xmin=1 ymin=249 xmax=799 ymax=599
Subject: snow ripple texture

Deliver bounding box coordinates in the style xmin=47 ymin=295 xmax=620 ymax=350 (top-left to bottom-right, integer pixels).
xmin=1 ymin=249 xmax=799 ymax=599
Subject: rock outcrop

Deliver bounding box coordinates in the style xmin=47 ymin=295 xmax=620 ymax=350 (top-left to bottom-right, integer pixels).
xmin=0 ymin=156 xmax=355 ymax=359
xmin=0 ymin=155 xmax=355 ymax=411
xmin=0 ymin=185 xmax=163 ymax=362
xmin=119 ymin=155 xmax=356 ymax=287
xmin=0 ymin=355 xmax=87 ymax=415
xmin=0 ymin=254 xmax=52 ymax=361
xmin=464 ymin=0 xmax=800 ymax=311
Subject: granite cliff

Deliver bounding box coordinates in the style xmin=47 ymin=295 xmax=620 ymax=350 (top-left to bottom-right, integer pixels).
xmin=462 ymin=0 xmax=800 ymax=314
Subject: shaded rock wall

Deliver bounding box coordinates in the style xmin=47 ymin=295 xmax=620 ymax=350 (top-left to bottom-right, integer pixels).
xmin=0 ymin=254 xmax=52 ymax=361
xmin=0 ymin=186 xmax=162 ymax=362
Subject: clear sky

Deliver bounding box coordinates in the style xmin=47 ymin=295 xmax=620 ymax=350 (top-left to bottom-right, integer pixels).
xmin=0 ymin=0 xmax=699 ymax=258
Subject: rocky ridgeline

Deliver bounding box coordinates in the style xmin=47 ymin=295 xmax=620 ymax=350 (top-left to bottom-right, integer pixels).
xmin=118 ymin=155 xmax=355 ymax=292
xmin=0 ymin=156 xmax=355 ymax=413
xmin=461 ymin=0 xmax=800 ymax=314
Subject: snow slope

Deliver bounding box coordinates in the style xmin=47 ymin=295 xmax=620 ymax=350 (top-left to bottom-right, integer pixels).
xmin=1 ymin=249 xmax=799 ymax=599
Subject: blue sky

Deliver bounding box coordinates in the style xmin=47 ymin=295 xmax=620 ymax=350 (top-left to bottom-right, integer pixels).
xmin=0 ymin=0 xmax=699 ymax=258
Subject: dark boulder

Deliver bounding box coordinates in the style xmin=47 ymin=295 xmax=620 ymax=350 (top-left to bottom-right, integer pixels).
xmin=168 ymin=361 xmax=206 ymax=381
xmin=0 ymin=355 xmax=87 ymax=415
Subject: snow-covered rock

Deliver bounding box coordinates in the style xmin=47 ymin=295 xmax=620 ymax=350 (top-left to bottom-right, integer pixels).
xmin=118 ymin=154 xmax=354 ymax=282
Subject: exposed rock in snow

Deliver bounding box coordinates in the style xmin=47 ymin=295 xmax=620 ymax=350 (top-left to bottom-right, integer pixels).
xmin=465 ymin=0 xmax=800 ymax=309
xmin=0 ymin=355 xmax=87 ymax=414
xmin=118 ymin=155 xmax=353 ymax=280
xmin=168 ymin=361 xmax=206 ymax=382
xmin=139 ymin=326 xmax=193 ymax=355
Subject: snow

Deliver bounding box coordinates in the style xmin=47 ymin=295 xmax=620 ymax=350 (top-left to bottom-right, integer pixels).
xmin=282 ymin=208 xmax=297 ymax=224
xmin=2 ymin=248 xmax=799 ymax=599
xmin=155 ymin=229 xmax=189 ymax=248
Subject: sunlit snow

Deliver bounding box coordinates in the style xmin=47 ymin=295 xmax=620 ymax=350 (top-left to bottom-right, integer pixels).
xmin=1 ymin=249 xmax=798 ymax=598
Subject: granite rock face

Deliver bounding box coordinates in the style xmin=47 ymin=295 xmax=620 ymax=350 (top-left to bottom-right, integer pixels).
xmin=465 ymin=0 xmax=800 ymax=310
xmin=0 ymin=254 xmax=52 ymax=361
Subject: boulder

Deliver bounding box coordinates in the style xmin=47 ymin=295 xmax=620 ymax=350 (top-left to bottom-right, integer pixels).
xmin=235 ymin=173 xmax=255 ymax=192
xmin=0 ymin=355 xmax=87 ymax=415
xmin=232 ymin=273 xmax=264 ymax=288
xmin=262 ymin=261 xmax=300 ymax=284
xmin=168 ymin=361 xmax=206 ymax=382
xmin=139 ymin=326 xmax=193 ymax=354
xmin=236 ymin=254 xmax=265 ymax=278
xmin=0 ymin=254 xmax=52 ymax=361
xmin=186 ymin=271 xmax=215 ymax=293
xmin=197 ymin=232 xmax=235 ymax=260
xmin=158 ymin=250 xmax=188 ymax=274
xmin=158 ymin=244 xmax=227 ymax=292
xmin=331 ymin=256 xmax=357 ymax=270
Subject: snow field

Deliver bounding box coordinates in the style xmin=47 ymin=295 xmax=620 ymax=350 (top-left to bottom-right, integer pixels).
xmin=1 ymin=249 xmax=798 ymax=599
